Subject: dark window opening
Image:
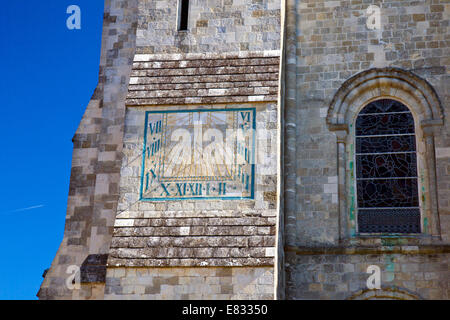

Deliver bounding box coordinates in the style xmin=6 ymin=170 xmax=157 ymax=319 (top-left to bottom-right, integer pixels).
xmin=179 ymin=0 xmax=190 ymax=31
xmin=355 ymin=99 xmax=421 ymax=234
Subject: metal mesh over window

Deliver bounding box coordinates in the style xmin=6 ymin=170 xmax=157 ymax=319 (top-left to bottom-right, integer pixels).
xmin=355 ymin=99 xmax=421 ymax=233
xmin=358 ymin=209 xmax=421 ymax=233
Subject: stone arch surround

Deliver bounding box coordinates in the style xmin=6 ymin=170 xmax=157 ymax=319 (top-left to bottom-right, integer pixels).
xmin=327 ymin=68 xmax=445 ymax=241
xmin=327 ymin=67 xmax=444 ymax=130
xmin=347 ymin=286 xmax=422 ymax=300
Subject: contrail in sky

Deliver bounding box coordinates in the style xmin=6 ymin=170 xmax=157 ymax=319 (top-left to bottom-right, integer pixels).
xmin=1 ymin=205 xmax=45 ymax=214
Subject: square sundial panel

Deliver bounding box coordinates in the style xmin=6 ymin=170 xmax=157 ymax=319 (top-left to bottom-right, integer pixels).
xmin=140 ymin=108 xmax=256 ymax=200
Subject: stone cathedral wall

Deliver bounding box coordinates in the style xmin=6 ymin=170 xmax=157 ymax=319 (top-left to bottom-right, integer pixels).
xmin=289 ymin=250 xmax=449 ymax=300
xmin=102 ymin=0 xmax=283 ymax=299
xmin=136 ymin=0 xmax=281 ymax=54
xmin=283 ymin=0 xmax=449 ymax=299
xmin=105 ymin=267 xmax=274 ymax=299
xmin=104 ymin=52 xmax=281 ymax=298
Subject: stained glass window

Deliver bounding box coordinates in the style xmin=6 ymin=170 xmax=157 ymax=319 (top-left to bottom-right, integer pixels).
xmin=355 ymin=99 xmax=421 ymax=233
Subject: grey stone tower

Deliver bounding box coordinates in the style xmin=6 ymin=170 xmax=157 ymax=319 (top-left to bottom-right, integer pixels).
xmin=39 ymin=0 xmax=282 ymax=300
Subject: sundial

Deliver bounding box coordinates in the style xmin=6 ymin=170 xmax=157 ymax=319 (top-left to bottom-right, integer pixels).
xmin=140 ymin=108 xmax=256 ymax=200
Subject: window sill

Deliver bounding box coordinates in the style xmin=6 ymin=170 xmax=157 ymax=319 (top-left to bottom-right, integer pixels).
xmin=342 ymin=233 xmax=444 ymax=247
xmin=285 ymin=243 xmax=450 ymax=256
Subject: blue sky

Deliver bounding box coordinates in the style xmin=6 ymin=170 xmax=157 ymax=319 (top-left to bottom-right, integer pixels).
xmin=0 ymin=1 xmax=104 ymax=299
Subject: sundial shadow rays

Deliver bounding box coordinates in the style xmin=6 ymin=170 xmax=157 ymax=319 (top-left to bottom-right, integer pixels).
xmin=161 ymin=111 xmax=233 ymax=179
xmin=163 ymin=139 xmax=232 ymax=179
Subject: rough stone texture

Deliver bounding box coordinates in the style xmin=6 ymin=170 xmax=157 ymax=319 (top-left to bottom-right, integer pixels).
xmin=285 ymin=0 xmax=449 ymax=247
xmin=126 ymin=51 xmax=280 ymax=105
xmin=104 ymin=267 xmax=274 ymax=300
xmin=73 ymin=283 xmax=106 ymax=300
xmin=136 ymin=0 xmax=281 ymax=54
xmin=281 ymin=0 xmax=450 ymax=300
xmin=38 ymin=0 xmax=139 ymax=300
xmin=80 ymin=254 xmax=109 ymax=283
xmin=39 ymin=0 xmax=281 ymax=300
xmin=110 ymin=101 xmax=279 ymax=268
xmin=286 ymin=249 xmax=449 ymax=300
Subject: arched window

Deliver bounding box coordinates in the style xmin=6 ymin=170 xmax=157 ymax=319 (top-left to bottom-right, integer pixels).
xmin=355 ymin=99 xmax=420 ymax=233
xmin=327 ymin=68 xmax=444 ymax=239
